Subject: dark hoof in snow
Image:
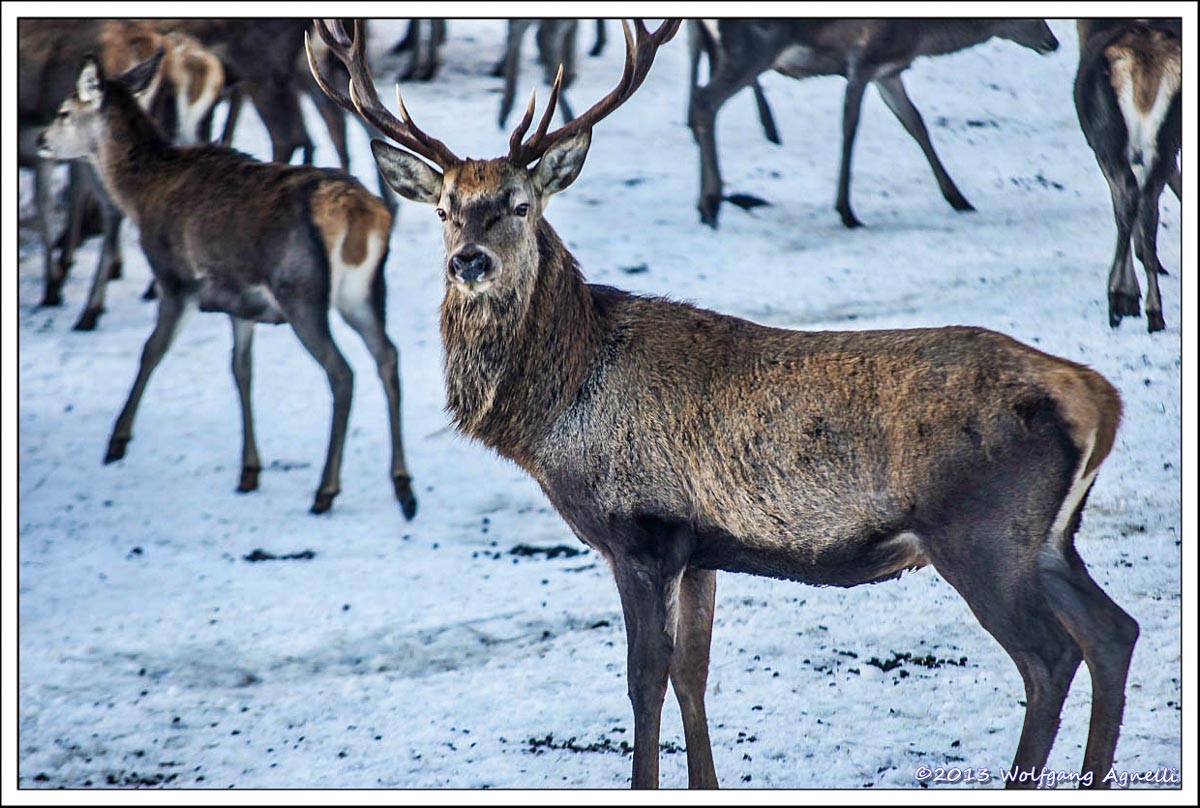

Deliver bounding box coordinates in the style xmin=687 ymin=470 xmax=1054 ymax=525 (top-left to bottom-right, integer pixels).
xmin=142 ymin=281 xmax=158 ymax=301
xmin=698 ymin=196 xmax=722 ymax=229
xmin=73 ymin=309 xmax=102 ymax=331
xmin=1147 ymin=311 xmax=1165 ymax=333
xmin=1108 ymin=291 xmax=1141 ymax=327
xmin=104 ymin=437 xmax=129 ymax=464
xmin=40 ymin=290 xmax=64 ymax=308
xmin=107 ymin=261 xmax=123 ymax=280
xmin=724 ymin=193 xmax=770 ymax=212
xmin=237 ymin=467 xmax=260 ymax=493
xmin=838 ymin=208 xmax=864 ymax=229
xmin=948 ymin=194 xmax=976 ymax=212
xmin=310 ymin=491 xmax=337 ymax=514
xmin=394 ymin=475 xmax=418 ymax=521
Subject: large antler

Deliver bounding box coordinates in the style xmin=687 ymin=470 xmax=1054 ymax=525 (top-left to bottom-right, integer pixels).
xmin=306 ymin=19 xmax=460 ymax=169
xmin=507 ymin=19 xmax=681 ymax=166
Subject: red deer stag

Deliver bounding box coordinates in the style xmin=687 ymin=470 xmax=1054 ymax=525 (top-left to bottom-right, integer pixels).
xmin=38 ymin=51 xmax=417 ymax=520
xmin=1074 ymin=18 xmax=1181 ymax=333
xmin=314 ymin=18 xmax=1135 ymax=789
xmin=688 ymin=19 xmax=1060 ymax=227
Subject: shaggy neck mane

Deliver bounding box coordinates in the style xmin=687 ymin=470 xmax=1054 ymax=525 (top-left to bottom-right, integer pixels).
xmin=440 ymin=220 xmax=602 ymax=471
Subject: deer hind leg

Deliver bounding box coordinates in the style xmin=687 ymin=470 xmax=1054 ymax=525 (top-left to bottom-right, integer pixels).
xmin=1166 ymin=158 xmax=1181 ymax=200
xmin=280 ymin=296 xmax=353 ymax=514
xmin=230 ymin=316 xmax=261 ymax=492
xmin=106 ymin=290 xmax=196 ymax=464
xmin=1132 ymin=172 xmax=1170 ymax=332
xmin=874 ymin=73 xmax=974 ymax=214
xmin=1101 ymin=162 xmax=1142 ymax=327
xmin=670 ymin=567 xmax=719 ymax=788
xmin=497 ymin=20 xmax=536 ymax=127
xmin=334 ymin=259 xmax=417 ymax=521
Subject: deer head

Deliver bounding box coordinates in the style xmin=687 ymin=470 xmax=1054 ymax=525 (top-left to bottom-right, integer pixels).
xmin=308 ymin=19 xmax=679 ymax=298
xmin=38 ymin=50 xmax=165 ymax=162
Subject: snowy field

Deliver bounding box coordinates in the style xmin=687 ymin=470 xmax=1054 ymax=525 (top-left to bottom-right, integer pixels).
xmin=10 ymin=16 xmax=1189 ymax=793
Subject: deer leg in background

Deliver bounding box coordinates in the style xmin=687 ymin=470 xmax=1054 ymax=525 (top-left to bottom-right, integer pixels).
xmin=498 ymin=20 xmax=536 ymax=128
xmin=1166 ymin=159 xmax=1181 ymax=200
xmin=247 ymin=78 xmax=313 ymax=165
xmin=834 ymin=75 xmax=870 ymax=228
xmin=669 ymin=567 xmax=719 ymax=789
xmin=536 ymin=20 xmax=577 ymax=122
xmin=688 ymin=48 xmax=779 ymax=227
xmin=612 ymin=546 xmax=683 ymax=789
xmin=304 ymin=74 xmax=351 ymax=170
xmin=106 ymin=290 xmax=196 ymax=463
xmin=874 ymin=73 xmax=974 ymax=214
xmin=1132 ymin=172 xmax=1170 ymax=332
xmin=229 ymin=316 xmax=262 ymax=493
xmin=73 ymin=183 xmax=125 ymax=331
xmin=54 ymin=163 xmax=88 ymax=283
xmin=751 ymin=82 xmax=781 ymax=144
xmin=1102 ymin=166 xmax=1142 ymax=327
xmin=35 ymin=157 xmax=65 ymax=306
xmin=335 ymin=269 xmax=417 ymax=520
xmin=278 ymin=296 xmax=353 ymax=514
xmin=219 ymin=85 xmax=244 ymax=147
xmin=590 ymin=18 xmax=606 ymax=57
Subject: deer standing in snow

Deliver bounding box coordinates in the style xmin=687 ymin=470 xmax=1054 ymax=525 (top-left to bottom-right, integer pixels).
xmin=38 ymin=52 xmax=417 ymax=519
xmin=315 ymin=18 xmax=1135 ymax=788
xmin=688 ymin=19 xmax=1060 ymax=227
xmin=1074 ymin=18 xmax=1181 ymax=333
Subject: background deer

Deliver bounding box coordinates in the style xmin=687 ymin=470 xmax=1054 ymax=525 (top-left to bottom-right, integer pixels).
xmin=314 ymin=18 xmax=1136 ymax=789
xmin=38 ymin=51 xmax=417 ymax=520
xmin=18 ymin=19 xmax=224 ymax=330
xmin=1074 ymin=18 xmax=1181 ymax=333
xmin=688 ymin=19 xmax=1060 ymax=227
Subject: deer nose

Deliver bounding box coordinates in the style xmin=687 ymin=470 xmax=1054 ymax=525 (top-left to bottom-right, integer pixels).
xmin=450 ymin=249 xmax=491 ymax=283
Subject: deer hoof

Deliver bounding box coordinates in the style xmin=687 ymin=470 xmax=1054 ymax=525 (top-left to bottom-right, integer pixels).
xmin=394 ymin=475 xmax=418 ymax=521
xmin=698 ymin=196 xmax=722 ymax=229
xmin=310 ymin=491 xmax=337 ymax=514
xmin=142 ymin=282 xmax=158 ymax=301
xmin=948 ymin=194 xmax=975 ymax=212
xmin=1147 ymin=310 xmax=1165 ymax=333
xmin=1108 ymin=291 xmax=1140 ymax=327
xmin=107 ymin=261 xmax=123 ymax=280
xmin=73 ymin=309 xmax=102 ymax=331
xmin=838 ymin=208 xmax=864 ymax=229
xmin=237 ymin=467 xmax=260 ymax=493
xmin=104 ymin=437 xmax=129 ymax=464
xmin=40 ymin=289 xmax=64 ymax=307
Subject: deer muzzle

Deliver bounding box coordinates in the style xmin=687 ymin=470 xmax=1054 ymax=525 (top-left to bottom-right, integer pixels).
xmin=450 ymin=249 xmax=492 ymax=284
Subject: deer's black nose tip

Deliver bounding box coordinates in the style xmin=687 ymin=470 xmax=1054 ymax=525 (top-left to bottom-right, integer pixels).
xmin=450 ymin=249 xmax=491 ymax=283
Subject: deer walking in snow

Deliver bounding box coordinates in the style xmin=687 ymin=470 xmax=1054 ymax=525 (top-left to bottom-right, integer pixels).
xmin=315 ymin=18 xmax=1135 ymax=788
xmin=688 ymin=19 xmax=1060 ymax=227
xmin=1074 ymin=18 xmax=1181 ymax=333
xmin=38 ymin=52 xmax=417 ymax=519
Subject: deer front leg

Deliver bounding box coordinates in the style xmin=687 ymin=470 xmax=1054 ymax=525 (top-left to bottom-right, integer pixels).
xmin=35 ymin=157 xmax=65 ymax=307
xmin=612 ymin=553 xmax=681 ymax=789
xmin=230 ymin=316 xmax=262 ymax=492
xmin=106 ymin=291 xmax=194 ymax=463
xmin=670 ymin=567 xmax=719 ymax=788
xmin=874 ymin=73 xmax=974 ymax=214
xmin=74 ymin=193 xmax=124 ymax=332
xmin=835 ymin=75 xmax=869 ymax=228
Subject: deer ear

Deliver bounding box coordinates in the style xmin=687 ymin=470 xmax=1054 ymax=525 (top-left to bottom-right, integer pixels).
xmin=371 ymin=140 xmax=443 ymax=205
xmin=117 ymin=50 xmax=166 ymax=97
xmin=532 ymin=130 xmax=591 ymax=199
xmin=76 ymin=56 xmax=104 ymax=103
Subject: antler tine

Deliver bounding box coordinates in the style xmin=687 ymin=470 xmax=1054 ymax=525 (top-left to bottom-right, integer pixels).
xmin=510 ymin=19 xmax=680 ymax=166
xmin=308 ymin=18 xmax=460 ymax=169
xmin=507 ymin=87 xmax=538 ymax=162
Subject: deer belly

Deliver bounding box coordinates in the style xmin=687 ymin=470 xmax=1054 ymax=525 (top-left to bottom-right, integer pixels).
xmin=198 ymin=281 xmax=287 ymax=324
xmin=692 ymin=524 xmax=928 ymax=587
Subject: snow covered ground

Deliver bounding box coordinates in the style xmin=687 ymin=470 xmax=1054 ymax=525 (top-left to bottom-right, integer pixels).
xmin=11 ymin=17 xmax=1188 ymax=792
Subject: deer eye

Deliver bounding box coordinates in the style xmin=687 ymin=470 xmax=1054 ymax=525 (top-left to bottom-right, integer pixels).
xmin=436 ymin=208 xmax=447 ymax=221
xmin=514 ymin=203 xmax=529 ymax=218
